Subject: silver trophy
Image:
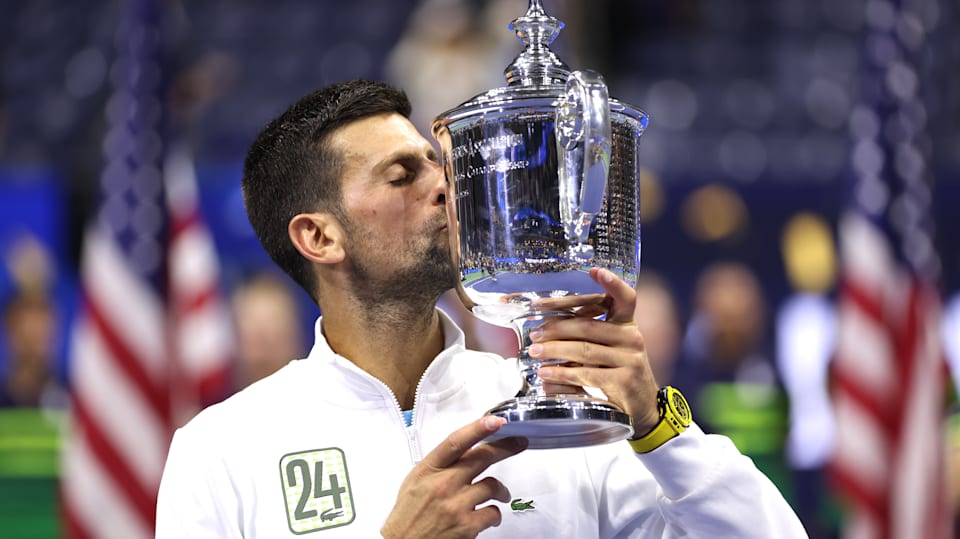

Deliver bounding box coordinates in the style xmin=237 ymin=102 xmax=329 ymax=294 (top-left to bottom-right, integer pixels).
xmin=432 ymin=0 xmax=648 ymax=449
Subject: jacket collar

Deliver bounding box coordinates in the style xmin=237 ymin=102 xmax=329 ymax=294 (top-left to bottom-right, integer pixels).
xmin=305 ymin=309 xmax=469 ymax=402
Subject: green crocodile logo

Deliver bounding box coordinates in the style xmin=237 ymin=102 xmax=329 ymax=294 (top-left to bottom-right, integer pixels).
xmin=321 ymin=508 xmax=344 ymax=522
xmin=510 ymin=498 xmax=535 ymax=512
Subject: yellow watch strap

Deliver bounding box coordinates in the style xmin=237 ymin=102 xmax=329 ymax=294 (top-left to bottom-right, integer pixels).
xmin=628 ymin=418 xmax=681 ymax=453
xmin=628 ymin=386 xmax=690 ymax=454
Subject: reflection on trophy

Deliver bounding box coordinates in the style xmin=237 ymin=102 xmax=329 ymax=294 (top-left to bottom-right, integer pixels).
xmin=432 ymin=0 xmax=648 ymax=449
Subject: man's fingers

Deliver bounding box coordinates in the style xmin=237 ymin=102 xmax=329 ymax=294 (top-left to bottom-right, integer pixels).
xmin=466 ymin=476 xmax=511 ymax=507
xmin=469 ymin=505 xmax=504 ymax=531
xmin=589 ymin=268 xmax=636 ymax=323
xmin=541 ymin=381 xmax=587 ymax=395
xmin=424 ymin=416 xmax=506 ymax=469
xmin=571 ymin=304 xmax=610 ymax=319
xmin=533 ymin=293 xmax=607 ymax=312
xmin=527 ymin=317 xmax=643 ymax=358
xmin=423 ymin=419 xmax=526 ymax=476
xmin=458 ymin=436 xmax=528 ymax=479
xmin=385 ymin=420 xmax=525 ymax=538
xmin=531 ymin=270 xmax=636 ymax=323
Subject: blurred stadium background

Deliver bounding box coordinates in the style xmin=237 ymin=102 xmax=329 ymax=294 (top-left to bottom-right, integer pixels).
xmin=0 ymin=0 xmax=957 ymax=537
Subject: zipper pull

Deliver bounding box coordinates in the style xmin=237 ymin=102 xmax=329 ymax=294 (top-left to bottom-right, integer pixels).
xmin=406 ymin=417 xmax=423 ymax=464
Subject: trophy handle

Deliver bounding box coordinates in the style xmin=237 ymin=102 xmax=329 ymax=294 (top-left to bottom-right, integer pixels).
xmin=556 ymin=70 xmax=611 ymax=262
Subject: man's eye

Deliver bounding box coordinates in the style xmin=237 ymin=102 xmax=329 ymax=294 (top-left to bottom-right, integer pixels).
xmin=390 ymin=172 xmax=415 ymax=186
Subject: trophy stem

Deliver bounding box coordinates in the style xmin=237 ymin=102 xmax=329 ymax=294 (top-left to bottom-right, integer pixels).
xmin=480 ymin=310 xmax=635 ymax=449
xmin=510 ymin=311 xmax=574 ymax=399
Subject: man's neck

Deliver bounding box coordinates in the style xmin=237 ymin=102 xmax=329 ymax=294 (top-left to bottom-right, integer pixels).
xmin=321 ymin=299 xmax=445 ymax=410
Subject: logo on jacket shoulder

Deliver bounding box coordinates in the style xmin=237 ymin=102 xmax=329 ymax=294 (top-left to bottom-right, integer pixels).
xmin=279 ymin=448 xmax=355 ymax=533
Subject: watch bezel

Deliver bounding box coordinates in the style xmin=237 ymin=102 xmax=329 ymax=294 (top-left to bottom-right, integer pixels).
xmin=659 ymin=386 xmax=692 ymax=428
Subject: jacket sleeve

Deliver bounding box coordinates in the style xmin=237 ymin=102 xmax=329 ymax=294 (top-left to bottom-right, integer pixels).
xmin=592 ymin=423 xmax=808 ymax=538
xmin=156 ymin=424 xmax=243 ymax=538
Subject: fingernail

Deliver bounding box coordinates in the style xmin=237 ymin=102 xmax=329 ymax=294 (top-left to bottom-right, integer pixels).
xmin=529 ymin=328 xmax=543 ymax=341
xmin=484 ymin=416 xmax=503 ymax=430
xmin=538 ymin=367 xmax=553 ymax=378
xmin=528 ymin=344 xmax=543 ymax=357
xmin=601 ymin=269 xmax=614 ymax=283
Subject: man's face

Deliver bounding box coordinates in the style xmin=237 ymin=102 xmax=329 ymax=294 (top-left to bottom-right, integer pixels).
xmin=328 ymin=113 xmax=456 ymax=304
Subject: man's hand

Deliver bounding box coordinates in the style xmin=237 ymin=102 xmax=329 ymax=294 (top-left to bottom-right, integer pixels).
xmin=381 ymin=417 xmax=528 ymax=539
xmin=529 ymin=268 xmax=661 ymax=434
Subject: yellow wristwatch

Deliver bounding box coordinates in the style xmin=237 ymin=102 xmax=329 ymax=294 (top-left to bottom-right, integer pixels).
xmin=628 ymin=386 xmax=692 ymax=454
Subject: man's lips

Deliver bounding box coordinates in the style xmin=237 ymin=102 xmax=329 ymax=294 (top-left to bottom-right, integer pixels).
xmin=430 ymin=214 xmax=449 ymax=232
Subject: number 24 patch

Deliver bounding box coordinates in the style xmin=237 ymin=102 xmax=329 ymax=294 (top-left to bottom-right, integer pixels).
xmin=279 ymin=448 xmax=356 ymax=534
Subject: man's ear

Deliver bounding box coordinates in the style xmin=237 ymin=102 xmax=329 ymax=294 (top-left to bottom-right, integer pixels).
xmin=288 ymin=212 xmax=345 ymax=265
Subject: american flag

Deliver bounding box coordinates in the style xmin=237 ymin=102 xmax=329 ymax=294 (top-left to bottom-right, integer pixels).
xmin=165 ymin=143 xmax=234 ymax=417
xmin=831 ymin=0 xmax=950 ymax=538
xmin=61 ymin=0 xmax=233 ymax=537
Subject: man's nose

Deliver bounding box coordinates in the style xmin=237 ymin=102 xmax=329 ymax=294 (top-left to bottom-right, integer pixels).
xmin=427 ymin=161 xmax=447 ymax=206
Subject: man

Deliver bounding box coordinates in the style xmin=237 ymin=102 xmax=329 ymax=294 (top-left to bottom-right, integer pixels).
xmin=156 ymin=80 xmax=806 ymax=538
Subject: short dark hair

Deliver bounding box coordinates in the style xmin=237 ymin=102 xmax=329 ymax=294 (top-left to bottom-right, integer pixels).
xmin=241 ymin=80 xmax=412 ymax=303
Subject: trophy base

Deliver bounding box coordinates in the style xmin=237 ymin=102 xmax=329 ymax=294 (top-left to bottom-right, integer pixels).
xmin=484 ymin=395 xmax=634 ymax=449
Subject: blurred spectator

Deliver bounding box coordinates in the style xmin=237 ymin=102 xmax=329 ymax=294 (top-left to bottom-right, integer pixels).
xmin=672 ymin=261 xmax=790 ymax=496
xmin=5 ymin=233 xmax=56 ymax=295
xmin=0 ymin=234 xmax=66 ymax=409
xmin=775 ymin=212 xmax=840 ymax=538
xmin=0 ymin=290 xmax=65 ymax=409
xmin=0 ymin=287 xmax=64 ymax=539
xmin=168 ymin=51 xmax=240 ymax=128
xmin=632 ymin=271 xmax=682 ymax=385
xmin=776 ymin=212 xmax=837 ymax=471
xmin=385 ymin=0 xmax=518 ymax=134
xmin=230 ymin=272 xmax=306 ymax=389
xmin=679 ymin=261 xmax=772 ymax=376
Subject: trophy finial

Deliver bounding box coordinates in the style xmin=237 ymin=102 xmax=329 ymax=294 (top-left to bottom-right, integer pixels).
xmin=504 ymin=0 xmax=570 ymax=86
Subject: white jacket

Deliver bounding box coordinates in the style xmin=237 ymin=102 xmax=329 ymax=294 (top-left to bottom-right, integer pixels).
xmin=157 ymin=311 xmax=807 ymax=538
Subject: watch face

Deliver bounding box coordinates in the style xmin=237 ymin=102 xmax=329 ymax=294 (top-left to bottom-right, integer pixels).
xmin=668 ymin=389 xmax=692 ymax=426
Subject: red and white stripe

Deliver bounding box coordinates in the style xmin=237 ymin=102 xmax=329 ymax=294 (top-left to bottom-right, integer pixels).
xmin=62 ymin=228 xmax=170 ymax=539
xmin=832 ymin=212 xmax=949 ymax=539
xmin=165 ymin=144 xmax=234 ymax=419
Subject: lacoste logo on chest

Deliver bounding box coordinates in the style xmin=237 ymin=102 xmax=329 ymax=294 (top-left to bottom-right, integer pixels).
xmin=510 ymin=498 xmax=535 ymax=512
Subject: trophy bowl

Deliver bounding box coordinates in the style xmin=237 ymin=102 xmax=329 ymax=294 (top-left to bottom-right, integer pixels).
xmin=432 ymin=0 xmax=648 ymax=449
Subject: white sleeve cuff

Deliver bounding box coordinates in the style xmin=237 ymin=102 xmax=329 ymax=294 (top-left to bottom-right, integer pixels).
xmin=632 ymin=422 xmax=731 ymax=500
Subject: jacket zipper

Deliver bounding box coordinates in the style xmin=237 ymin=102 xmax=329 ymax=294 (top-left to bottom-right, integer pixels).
xmin=375 ymin=375 xmax=426 ymax=465
xmin=408 ymin=375 xmax=427 ymax=463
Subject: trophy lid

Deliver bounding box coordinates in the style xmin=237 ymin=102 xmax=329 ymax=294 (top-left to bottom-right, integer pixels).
xmin=433 ymin=0 xmax=647 ymax=132
xmin=503 ymin=0 xmax=569 ymax=87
